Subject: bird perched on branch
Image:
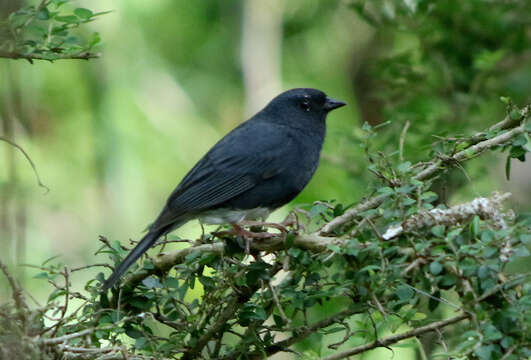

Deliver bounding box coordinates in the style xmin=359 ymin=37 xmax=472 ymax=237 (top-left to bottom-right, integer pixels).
xmin=103 ymin=88 xmax=345 ymax=290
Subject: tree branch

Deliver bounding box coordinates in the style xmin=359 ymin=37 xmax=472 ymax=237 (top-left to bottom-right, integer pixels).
xmin=319 ymin=105 xmax=530 ymax=235
xmin=382 ymin=192 xmax=511 ymax=240
xmin=0 ymin=50 xmax=100 ymax=63
xmin=120 ymin=234 xmax=340 ymax=290
xmin=182 ymin=263 xmax=282 ymax=360
xmin=0 ymin=259 xmax=28 ymax=314
xmin=0 ymin=136 xmax=49 ymax=193
xmin=321 ymin=313 xmax=469 ymax=360
xmin=232 ymin=306 xmax=368 ymax=360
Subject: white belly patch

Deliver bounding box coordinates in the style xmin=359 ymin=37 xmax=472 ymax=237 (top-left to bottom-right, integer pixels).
xmin=199 ymin=207 xmax=272 ymax=225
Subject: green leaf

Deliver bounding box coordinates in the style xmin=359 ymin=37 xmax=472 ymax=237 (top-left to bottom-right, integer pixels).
xmin=499 ymin=96 xmax=511 ymax=104
xmin=51 ymin=0 xmax=68 ymax=6
xmin=501 ymin=336 xmax=515 ymax=349
xmin=377 ymin=187 xmax=395 ymax=195
xmin=478 ymin=265 xmax=490 ymax=279
xmin=514 ymin=245 xmax=530 ymax=257
xmin=520 ymin=234 xmax=531 ymax=244
xmin=396 ymin=285 xmax=414 ymax=301
xmin=429 ymin=261 xmax=443 ymax=275
xmin=431 ymin=225 xmax=445 ymax=238
xmin=185 ymin=251 xmax=201 ymax=262
xmin=439 ymin=274 xmax=457 ymax=289
xmin=397 ymin=161 xmax=411 ymax=173
xmin=509 ymin=109 xmax=521 ymax=121
xmin=34 ymin=272 xmax=54 ymax=280
xmin=327 ymin=244 xmax=341 ymax=253
xmin=135 ymin=337 xmax=147 ymax=349
xmin=142 ymin=276 xmax=162 ymax=289
xmin=484 ymin=324 xmax=503 ymax=342
xmin=198 ymin=275 xmax=216 ymax=288
xmin=125 ymin=327 xmax=144 ymax=339
xmin=309 ymin=203 xmax=329 ymax=218
xmin=470 ymin=216 xmax=480 ymax=237
xmin=481 ymin=230 xmax=495 ymax=243
xmin=36 ymin=8 xmax=50 ymax=20
xmin=74 ymin=8 xmax=93 ymax=19
xmin=55 ymin=15 xmax=79 ymax=23
xmin=512 ymin=134 xmax=527 ymax=146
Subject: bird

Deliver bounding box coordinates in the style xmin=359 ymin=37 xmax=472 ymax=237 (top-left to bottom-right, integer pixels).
xmin=102 ymin=88 xmax=346 ymax=290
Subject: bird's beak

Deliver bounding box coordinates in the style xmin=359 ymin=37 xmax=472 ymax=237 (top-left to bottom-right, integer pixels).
xmin=324 ymin=97 xmax=346 ymax=112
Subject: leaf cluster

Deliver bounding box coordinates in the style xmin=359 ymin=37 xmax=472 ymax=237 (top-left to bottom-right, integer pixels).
xmin=1 ymin=104 xmax=529 ymax=359
xmin=0 ymin=0 xmax=108 ymax=62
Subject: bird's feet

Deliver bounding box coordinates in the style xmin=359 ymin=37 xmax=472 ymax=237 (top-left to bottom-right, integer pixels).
xmin=213 ymin=222 xmax=288 ymax=254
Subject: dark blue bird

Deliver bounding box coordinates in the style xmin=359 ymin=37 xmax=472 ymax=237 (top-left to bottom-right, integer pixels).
xmin=103 ymin=88 xmax=345 ymax=289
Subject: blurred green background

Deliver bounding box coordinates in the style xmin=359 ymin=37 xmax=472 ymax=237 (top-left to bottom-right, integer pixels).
xmin=1 ymin=0 xmax=530 ymax=358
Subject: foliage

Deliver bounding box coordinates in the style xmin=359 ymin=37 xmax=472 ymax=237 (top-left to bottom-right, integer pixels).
xmin=1 ymin=105 xmax=530 ymax=359
xmin=1 ymin=1 xmax=531 ymax=360
xmin=0 ymin=0 xmax=107 ymax=62
xmin=347 ymin=0 xmax=531 ymax=163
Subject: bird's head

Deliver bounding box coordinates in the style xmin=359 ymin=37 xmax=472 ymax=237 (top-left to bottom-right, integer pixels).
xmin=261 ymin=88 xmax=346 ymax=130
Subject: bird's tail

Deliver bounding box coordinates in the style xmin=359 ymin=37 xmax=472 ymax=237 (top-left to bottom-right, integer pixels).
xmin=102 ymin=228 xmax=164 ymax=290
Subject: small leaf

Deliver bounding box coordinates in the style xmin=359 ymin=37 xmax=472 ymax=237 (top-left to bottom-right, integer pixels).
xmin=520 ymin=234 xmax=531 ymax=244
xmin=135 ymin=337 xmax=147 ymax=349
xmin=429 ymin=261 xmax=443 ymax=275
xmin=396 ymin=285 xmax=414 ymax=301
xmin=431 ymin=225 xmax=445 ymax=238
xmin=397 ymin=161 xmax=411 ymax=173
xmin=36 ymin=8 xmax=50 ymax=20
xmin=74 ymin=7 xmax=93 ymax=19
xmin=55 ymin=15 xmax=79 ymax=23
xmin=377 ymin=187 xmax=395 ymax=195
xmin=509 ymin=109 xmax=521 ymax=121
xmin=514 ymin=245 xmax=530 ymax=257
xmin=198 ymin=275 xmax=216 ymax=288
xmin=499 ymin=96 xmax=511 ymax=104
xmin=142 ymin=276 xmax=162 ymax=289
xmin=470 ymin=216 xmax=480 ymax=237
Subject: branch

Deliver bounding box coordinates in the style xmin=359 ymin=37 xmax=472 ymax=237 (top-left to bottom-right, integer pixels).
xmin=182 ymin=263 xmax=282 ymax=360
xmin=321 ymin=313 xmax=469 ymax=360
xmin=0 ymin=259 xmax=28 ymax=315
xmin=231 ymin=306 xmax=368 ymax=360
xmin=38 ymin=324 xmax=115 ymax=345
xmin=0 ymin=50 xmax=100 ymax=63
xmin=181 ymin=297 xmax=240 ymax=360
xmin=120 ymin=234 xmax=340 ymax=289
xmin=319 ymin=105 xmax=530 ymax=235
xmin=382 ymin=192 xmax=511 ymax=240
xmin=0 ymin=136 xmax=49 ymax=193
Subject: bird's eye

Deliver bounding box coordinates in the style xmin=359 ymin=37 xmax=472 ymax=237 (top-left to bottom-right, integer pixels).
xmin=300 ymin=100 xmax=311 ymax=112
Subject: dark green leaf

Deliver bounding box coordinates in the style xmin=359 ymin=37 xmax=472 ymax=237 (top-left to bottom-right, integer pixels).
xmin=429 ymin=261 xmax=443 ymax=275
xmin=74 ymin=8 xmax=93 ymax=19
xmin=396 ymin=285 xmax=414 ymax=301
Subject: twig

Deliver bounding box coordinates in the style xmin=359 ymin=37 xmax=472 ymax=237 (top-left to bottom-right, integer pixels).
xmin=234 ymin=306 xmax=368 ymax=360
xmin=268 ymin=281 xmax=289 ymax=324
xmin=319 ymin=111 xmax=528 ymax=235
xmin=183 ymin=264 xmax=282 ymax=360
xmin=120 ymin=234 xmax=342 ymax=290
xmin=321 ymin=313 xmax=469 ymax=360
xmin=49 ymin=267 xmax=70 ymax=337
xmin=399 ymin=120 xmax=411 ymax=162
xmin=0 ymin=136 xmax=49 ymax=193
xmin=382 ymin=192 xmax=511 ymax=240
xmin=0 ymin=259 xmax=28 ymax=313
xmin=0 ymin=50 xmax=100 ymax=62
xmin=38 ymin=325 xmax=114 ymax=345
xmin=70 ymin=263 xmax=114 ymax=272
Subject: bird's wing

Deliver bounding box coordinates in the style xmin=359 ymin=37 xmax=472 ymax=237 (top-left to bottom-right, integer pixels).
xmin=150 ymin=122 xmax=292 ymax=232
